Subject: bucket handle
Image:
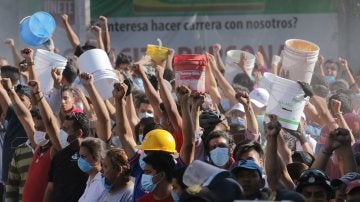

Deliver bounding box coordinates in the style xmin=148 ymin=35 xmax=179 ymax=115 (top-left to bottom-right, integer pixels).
xmin=176 ymin=59 xmax=207 ymax=66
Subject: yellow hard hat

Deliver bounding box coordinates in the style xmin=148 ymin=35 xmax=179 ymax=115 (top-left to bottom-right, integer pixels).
xmin=136 ymin=129 xmax=177 ymax=153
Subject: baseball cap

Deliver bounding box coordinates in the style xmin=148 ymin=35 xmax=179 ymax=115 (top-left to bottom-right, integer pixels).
xmin=296 ymin=169 xmax=333 ymax=196
xmin=331 ymin=172 xmax=360 ymax=187
xmin=292 ymin=151 xmax=315 ymax=167
xmin=225 ymin=103 xmax=245 ymax=116
xmin=249 ymin=88 xmax=269 ymax=108
xmin=346 ymin=179 xmax=360 ymax=194
xmin=231 ymin=159 xmax=262 ymax=178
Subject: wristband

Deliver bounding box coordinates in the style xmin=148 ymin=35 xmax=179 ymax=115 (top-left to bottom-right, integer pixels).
xmin=27 ymin=61 xmax=35 ymax=66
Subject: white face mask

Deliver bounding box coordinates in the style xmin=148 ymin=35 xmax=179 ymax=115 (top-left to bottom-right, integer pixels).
xmin=58 ymin=129 xmax=70 ymax=149
xmin=209 ymin=147 xmax=230 ymax=167
xmin=138 ymin=112 xmax=154 ymax=120
xmin=34 ymin=131 xmax=49 ymax=146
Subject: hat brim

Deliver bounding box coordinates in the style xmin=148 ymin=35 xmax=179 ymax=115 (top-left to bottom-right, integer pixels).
xmin=250 ymin=99 xmax=265 ymax=108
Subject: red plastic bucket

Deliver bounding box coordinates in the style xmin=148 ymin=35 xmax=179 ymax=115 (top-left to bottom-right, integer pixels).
xmin=174 ymin=54 xmax=207 ymax=92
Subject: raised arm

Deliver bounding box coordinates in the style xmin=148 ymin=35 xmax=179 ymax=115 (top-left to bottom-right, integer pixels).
xmin=265 ymin=119 xmax=295 ymax=190
xmin=155 ymin=64 xmax=182 ymax=133
xmin=176 ymin=86 xmax=195 ymax=165
xmin=99 ymin=16 xmax=111 ymax=53
xmin=91 ymin=25 xmax=104 ymax=51
xmin=80 ymin=72 xmax=111 ymax=142
xmin=235 ymin=92 xmax=259 ymax=135
xmin=113 ymin=82 xmax=137 ymax=158
xmin=28 ymin=80 xmax=61 ymax=151
xmin=330 ymin=99 xmax=355 ymax=144
xmin=20 ymin=48 xmax=37 ymax=82
xmin=165 ymin=48 xmax=174 ymax=71
xmin=0 ymin=78 xmax=11 ymax=116
xmin=339 ymin=58 xmax=360 ymax=93
xmin=4 ymin=38 xmax=22 ymax=68
xmin=1 ymin=78 xmax=36 ymax=146
xmin=61 ymin=14 xmax=80 ymax=50
xmin=212 ymin=44 xmax=225 ymax=74
xmin=133 ymin=56 xmax=162 ymax=121
xmin=205 ymin=53 xmax=221 ymax=106
xmin=208 ymin=52 xmax=238 ymax=106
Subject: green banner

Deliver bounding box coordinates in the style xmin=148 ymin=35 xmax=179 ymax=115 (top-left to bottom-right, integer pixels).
xmin=91 ymin=0 xmax=338 ymax=17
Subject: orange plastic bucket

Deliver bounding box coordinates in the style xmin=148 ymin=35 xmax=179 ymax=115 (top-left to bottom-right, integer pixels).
xmin=174 ymin=54 xmax=207 ymax=92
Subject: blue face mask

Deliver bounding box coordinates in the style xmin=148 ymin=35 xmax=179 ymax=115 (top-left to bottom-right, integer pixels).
xmin=102 ymin=177 xmax=114 ymax=190
xmin=77 ymin=157 xmax=93 ymax=173
xmin=209 ymin=147 xmax=229 ymax=167
xmin=220 ymin=98 xmax=231 ymax=112
xmin=171 ymin=191 xmax=180 ymax=202
xmin=231 ymin=117 xmax=246 ymax=126
xmin=325 ymin=75 xmax=336 ymax=85
xmin=139 ymin=152 xmax=147 ymax=170
xmin=141 ymin=174 xmax=157 ymax=192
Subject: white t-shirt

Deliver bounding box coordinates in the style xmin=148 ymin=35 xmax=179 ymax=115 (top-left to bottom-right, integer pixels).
xmin=296 ymin=134 xmax=317 ymax=152
xmin=79 ymin=172 xmax=105 ymax=202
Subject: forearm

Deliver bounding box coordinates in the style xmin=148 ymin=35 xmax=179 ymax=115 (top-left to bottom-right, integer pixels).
xmin=0 ymin=87 xmax=11 ymax=114
xmin=9 ymin=46 xmax=22 ymax=68
xmin=101 ymin=23 xmax=111 ymax=53
xmin=95 ymin=32 xmax=105 ymax=50
xmin=244 ymin=105 xmax=259 ymax=134
xmin=126 ymin=94 xmax=139 ymax=134
xmin=210 ymin=60 xmax=237 ymax=105
xmin=139 ymin=72 xmax=162 ymax=118
xmin=158 ymin=77 xmax=182 ymax=131
xmin=311 ymin=148 xmax=333 ymax=171
xmin=265 ymin=136 xmax=281 ymax=190
xmin=165 ymin=52 xmax=174 ymax=71
xmin=179 ymin=101 xmax=195 ymax=165
xmin=276 ymin=134 xmax=292 ymax=165
xmin=191 ymin=106 xmax=201 ymax=132
xmin=115 ymin=99 xmax=137 ymax=157
xmin=342 ymin=67 xmax=360 ymax=93
xmin=35 ymin=92 xmax=61 ymax=150
xmin=62 ymin=20 xmax=80 ymax=49
xmin=336 ymin=147 xmax=357 ymax=174
xmin=334 ymin=113 xmax=355 ymax=144
xmin=213 ymin=51 xmax=225 ymax=74
xmin=205 ymin=63 xmax=221 ymax=105
xmin=84 ymin=84 xmax=111 ymax=141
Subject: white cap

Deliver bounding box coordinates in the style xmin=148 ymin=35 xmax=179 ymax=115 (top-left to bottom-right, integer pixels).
xmin=225 ymin=103 xmax=245 ymax=117
xmin=249 ymin=88 xmax=270 ymax=108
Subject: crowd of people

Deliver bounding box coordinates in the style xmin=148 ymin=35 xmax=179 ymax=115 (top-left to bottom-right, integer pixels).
xmin=0 ymin=14 xmax=360 ymax=202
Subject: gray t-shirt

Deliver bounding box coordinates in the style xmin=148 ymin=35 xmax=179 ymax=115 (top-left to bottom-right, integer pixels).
xmin=97 ymin=182 xmax=134 ymax=202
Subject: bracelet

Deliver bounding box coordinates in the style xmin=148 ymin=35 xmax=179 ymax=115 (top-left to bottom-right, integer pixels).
xmin=6 ymin=87 xmax=14 ymax=94
xmin=333 ymin=112 xmax=343 ymax=116
xmin=26 ymin=61 xmax=35 ymax=66
xmin=33 ymin=91 xmax=41 ymax=95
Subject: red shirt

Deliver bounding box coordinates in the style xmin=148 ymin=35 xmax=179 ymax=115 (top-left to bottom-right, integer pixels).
xmin=22 ymin=146 xmax=52 ymax=202
xmin=136 ymin=193 xmax=174 ymax=202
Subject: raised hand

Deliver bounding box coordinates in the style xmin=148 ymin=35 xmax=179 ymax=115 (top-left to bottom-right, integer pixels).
xmin=235 ymin=91 xmax=251 ymax=107
xmin=61 ymin=14 xmax=69 ymax=22
xmin=176 ymin=85 xmax=191 ymax=104
xmin=21 ymin=48 xmax=33 ymax=62
xmin=330 ymin=99 xmax=341 ymax=115
xmin=98 ymin=16 xmax=108 ymax=28
xmin=255 ymin=51 xmax=265 ymax=67
xmin=339 ymin=57 xmax=349 ymax=71
xmin=112 ymin=82 xmax=127 ymax=100
xmin=51 ymin=68 xmax=63 ymax=88
xmin=155 ymin=64 xmax=164 ymax=80
xmin=264 ymin=118 xmax=282 ymax=138
xmin=4 ymin=38 xmax=15 ymax=48
xmin=212 ymin=43 xmax=221 ymax=54
xmin=190 ymin=92 xmax=205 ymax=109
xmin=1 ymin=78 xmax=13 ymax=91
xmin=91 ymin=25 xmax=102 ymax=35
xmin=325 ymin=128 xmax=351 ymax=151
xmin=79 ymin=72 xmax=94 ymax=86
xmin=28 ymin=80 xmax=40 ymax=94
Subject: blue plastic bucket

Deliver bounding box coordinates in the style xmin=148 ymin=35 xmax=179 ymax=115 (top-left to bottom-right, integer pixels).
xmin=19 ymin=11 xmax=55 ymax=46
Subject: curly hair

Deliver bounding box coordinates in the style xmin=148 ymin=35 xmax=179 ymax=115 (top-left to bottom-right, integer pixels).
xmin=65 ymin=112 xmax=90 ymax=138
xmin=106 ymin=148 xmax=131 ymax=182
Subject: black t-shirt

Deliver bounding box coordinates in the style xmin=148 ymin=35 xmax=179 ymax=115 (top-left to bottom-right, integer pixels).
xmin=48 ymin=144 xmax=88 ymax=202
xmin=2 ymin=105 xmax=27 ymax=181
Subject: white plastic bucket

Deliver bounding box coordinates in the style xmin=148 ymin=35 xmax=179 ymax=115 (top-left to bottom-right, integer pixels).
xmin=19 ymin=11 xmax=55 ymax=46
xmin=34 ymin=49 xmax=67 ymax=93
xmin=174 ymin=54 xmax=207 ymax=92
xmin=281 ymin=39 xmax=320 ymax=84
xmin=77 ymin=49 xmax=119 ymax=100
xmin=224 ymin=50 xmax=255 ymax=83
xmin=265 ymin=73 xmax=308 ymax=130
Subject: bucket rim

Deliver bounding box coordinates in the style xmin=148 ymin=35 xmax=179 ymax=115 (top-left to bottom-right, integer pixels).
xmin=285 ymin=39 xmax=320 ymax=53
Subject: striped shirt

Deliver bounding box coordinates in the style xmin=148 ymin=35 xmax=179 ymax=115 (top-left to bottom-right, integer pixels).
xmin=5 ymin=141 xmax=34 ymax=202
